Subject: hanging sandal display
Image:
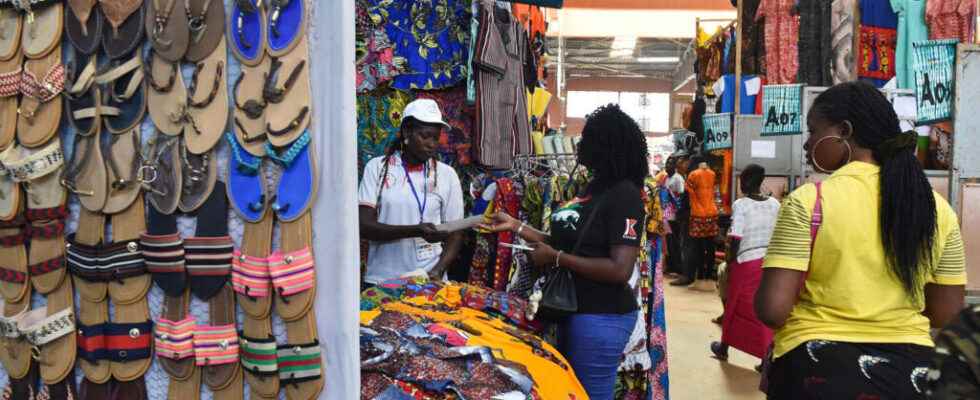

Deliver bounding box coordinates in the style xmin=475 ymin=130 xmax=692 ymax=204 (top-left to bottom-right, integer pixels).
xmin=0 ymin=21 xmax=20 ymax=149
xmin=142 ymin=133 xmax=182 ymax=215
xmin=184 ymin=37 xmax=228 ymax=154
xmin=264 ymin=35 xmax=310 ymax=147
xmin=144 ymin=49 xmax=187 ymax=136
xmin=232 ymin=58 xmax=271 ymax=156
xmin=17 ymin=48 xmax=64 ymax=148
xmin=265 ymin=0 xmax=304 ymax=57
xmin=16 ymin=0 xmax=63 ymax=59
xmin=65 ymin=0 xmax=103 ymax=54
xmin=100 ymin=0 xmax=145 ymax=60
xmin=184 ymin=0 xmax=225 ymax=62
xmin=146 ymin=0 xmax=189 ymax=61
xmin=70 ymin=209 xmax=111 ymax=385
xmin=177 ymin=139 xmax=217 ymax=213
xmin=230 ymin=0 xmax=265 ymax=65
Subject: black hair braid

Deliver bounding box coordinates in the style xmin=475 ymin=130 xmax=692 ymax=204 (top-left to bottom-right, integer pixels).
xmin=811 ymin=82 xmax=936 ymax=301
xmin=577 ymin=104 xmax=650 ymax=195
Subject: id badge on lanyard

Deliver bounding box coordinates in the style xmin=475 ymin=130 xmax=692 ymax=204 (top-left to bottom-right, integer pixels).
xmin=404 ymin=162 xmax=441 ymax=261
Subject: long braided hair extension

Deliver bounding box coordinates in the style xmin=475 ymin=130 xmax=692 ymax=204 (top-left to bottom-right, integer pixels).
xmin=577 ymin=104 xmax=650 ymax=195
xmin=810 ymin=81 xmax=936 ymax=300
xmin=374 ymin=117 xmax=439 ymax=209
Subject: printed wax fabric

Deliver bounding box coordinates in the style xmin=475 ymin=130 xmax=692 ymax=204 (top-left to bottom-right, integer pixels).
xmin=926 ymin=0 xmax=976 ymax=43
xmin=366 ymin=0 xmax=472 ymax=91
xmin=356 ymin=0 xmax=406 ymax=92
xmin=360 ymin=281 xmax=588 ymax=400
xmin=356 ymin=88 xmax=414 ymax=172
xmin=832 ymin=0 xmax=858 ymax=84
xmin=416 ymin=85 xmax=474 ymax=167
xmin=741 ymin=0 xmax=767 ymax=76
xmin=799 ymin=0 xmax=834 ymax=86
xmin=859 ymin=0 xmax=899 ymax=86
xmin=756 ymin=0 xmax=800 ymax=84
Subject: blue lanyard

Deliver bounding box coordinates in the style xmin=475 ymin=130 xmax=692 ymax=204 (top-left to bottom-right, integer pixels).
xmin=403 ymin=162 xmax=428 ymax=223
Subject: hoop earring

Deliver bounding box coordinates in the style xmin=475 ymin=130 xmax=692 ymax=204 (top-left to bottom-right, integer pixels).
xmin=811 ymin=136 xmax=852 ymax=173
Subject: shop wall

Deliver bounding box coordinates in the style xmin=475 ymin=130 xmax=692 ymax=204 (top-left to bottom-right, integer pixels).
xmin=546 ymin=73 xmax=673 ymax=135
xmin=311 ymin=1 xmax=360 ymax=398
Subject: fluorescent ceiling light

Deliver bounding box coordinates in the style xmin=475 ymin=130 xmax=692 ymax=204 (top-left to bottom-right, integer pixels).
xmin=609 ymin=36 xmax=636 ymax=58
xmin=637 ymin=57 xmax=680 ymax=63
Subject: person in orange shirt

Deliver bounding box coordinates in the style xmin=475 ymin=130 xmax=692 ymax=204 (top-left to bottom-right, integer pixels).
xmin=683 ymin=156 xmax=720 ymax=285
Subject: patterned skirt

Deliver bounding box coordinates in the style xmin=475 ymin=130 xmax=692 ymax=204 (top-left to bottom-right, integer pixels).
xmin=767 ymin=340 xmax=931 ymax=399
xmin=689 ymin=216 xmax=719 ymax=239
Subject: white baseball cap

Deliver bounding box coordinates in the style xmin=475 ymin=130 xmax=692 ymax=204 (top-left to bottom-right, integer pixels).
xmin=402 ymin=99 xmax=450 ymax=128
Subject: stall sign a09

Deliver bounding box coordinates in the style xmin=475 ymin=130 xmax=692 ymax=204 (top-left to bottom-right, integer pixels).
xmin=913 ymin=39 xmax=957 ymax=125
xmin=761 ymin=84 xmax=804 ymax=136
xmin=703 ymin=113 xmax=733 ymax=151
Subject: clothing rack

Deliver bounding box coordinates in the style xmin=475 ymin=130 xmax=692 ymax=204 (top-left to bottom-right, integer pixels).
xmin=511 ymin=153 xmax=577 ymax=176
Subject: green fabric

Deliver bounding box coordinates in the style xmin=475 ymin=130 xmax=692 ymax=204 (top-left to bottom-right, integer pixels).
xmin=891 ymin=0 xmax=929 ymax=89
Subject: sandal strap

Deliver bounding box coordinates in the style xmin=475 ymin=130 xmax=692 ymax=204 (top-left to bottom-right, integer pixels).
xmin=0 ymin=266 xmax=26 ymax=283
xmin=20 ymin=63 xmax=65 ymax=103
xmin=234 ymin=117 xmax=267 ymax=144
xmin=240 ymin=334 xmax=278 ymax=375
xmin=65 ymin=56 xmax=97 ymax=97
xmin=18 ymin=307 xmax=74 ymax=347
xmin=265 ymin=130 xmax=310 ymax=167
xmin=27 ymin=255 xmax=63 ymax=277
xmin=264 ymin=58 xmax=304 ymax=104
xmin=26 ymin=219 xmax=65 ymax=239
xmin=233 ymin=70 xmax=266 ymax=119
xmin=143 ymin=51 xmax=176 ymax=93
xmin=0 ymin=67 xmax=21 ymax=98
xmin=76 ymin=322 xmax=107 ymax=362
xmin=2 ymin=140 xmax=65 ymax=183
xmin=268 ymin=0 xmax=295 ymax=40
xmin=150 ymin=0 xmax=177 ymax=47
xmin=185 ymin=0 xmax=214 ymax=44
xmin=25 ymin=205 xmax=67 ymax=222
xmin=269 ymin=246 xmax=314 ymax=297
xmin=0 ymin=308 xmax=25 ymax=339
xmin=193 ymin=324 xmax=239 ymax=366
xmin=266 ymin=106 xmax=308 ymax=139
xmin=226 ymin=132 xmax=261 ymax=174
xmin=155 ymin=316 xmax=196 ymax=360
xmin=95 ymin=56 xmax=144 ymax=103
xmin=67 ymin=236 xmax=146 ymax=282
xmin=277 ymin=340 xmax=321 ymax=384
xmin=187 ymin=60 xmax=224 ymax=109
xmin=79 ymin=321 xmax=154 ymax=362
xmin=0 ymin=231 xmax=25 ymax=247
xmin=184 ymin=236 xmax=233 ymax=278
xmin=232 ymin=250 xmax=271 ymax=298
xmin=140 ymin=233 xmax=185 ymax=274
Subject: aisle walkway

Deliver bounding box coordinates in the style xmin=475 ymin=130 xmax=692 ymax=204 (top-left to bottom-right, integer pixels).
xmin=665 ymin=283 xmax=766 ymax=400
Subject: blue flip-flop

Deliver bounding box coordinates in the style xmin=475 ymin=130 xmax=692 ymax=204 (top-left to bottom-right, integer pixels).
xmin=229 ymin=0 xmax=265 ymax=65
xmin=226 ymin=132 xmax=267 ymax=223
xmin=267 ymin=131 xmax=315 ymax=221
xmin=266 ymin=0 xmax=305 ymax=57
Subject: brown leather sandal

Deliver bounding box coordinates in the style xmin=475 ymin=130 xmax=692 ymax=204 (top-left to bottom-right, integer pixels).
xmin=145 ymin=49 xmax=187 ymax=136
xmin=102 ymin=127 xmax=143 ymax=214
xmin=18 ymin=0 xmax=63 ymax=59
xmin=146 ymin=0 xmax=189 ymax=62
xmin=184 ymin=37 xmax=228 ymax=155
xmin=143 ymin=133 xmax=182 ymax=215
xmin=0 ymin=47 xmax=20 ymax=150
xmin=17 ymin=48 xmax=64 ymax=148
xmin=71 ymin=208 xmax=112 ymax=385
xmin=265 ymin=36 xmax=310 ymax=147
xmin=232 ymin=57 xmax=270 ymax=156
xmin=184 ymin=0 xmax=225 ymax=62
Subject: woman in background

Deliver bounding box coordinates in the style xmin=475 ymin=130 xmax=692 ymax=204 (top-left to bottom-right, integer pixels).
xmin=711 ymin=164 xmax=779 ymax=365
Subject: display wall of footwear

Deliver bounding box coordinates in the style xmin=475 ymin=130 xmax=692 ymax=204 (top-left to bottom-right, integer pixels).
xmin=0 ymin=1 xmax=322 ymax=399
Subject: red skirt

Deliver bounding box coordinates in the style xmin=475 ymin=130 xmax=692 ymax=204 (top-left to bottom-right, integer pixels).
xmin=721 ymin=258 xmax=773 ymax=359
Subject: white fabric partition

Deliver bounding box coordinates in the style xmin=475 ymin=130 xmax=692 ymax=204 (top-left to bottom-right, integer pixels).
xmin=310 ymin=1 xmax=360 ymax=399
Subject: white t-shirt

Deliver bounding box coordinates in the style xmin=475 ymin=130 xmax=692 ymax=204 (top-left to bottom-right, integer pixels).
xmin=728 ymin=197 xmax=781 ymax=263
xmin=358 ymin=153 xmax=464 ymax=284
xmin=667 ymin=173 xmax=686 ymax=197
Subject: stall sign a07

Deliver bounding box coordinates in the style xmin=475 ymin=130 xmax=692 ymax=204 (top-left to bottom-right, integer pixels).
xmin=913 ymin=39 xmax=957 ymax=125
xmin=761 ymin=84 xmax=804 ymax=136
xmin=703 ymin=113 xmax=733 ymax=151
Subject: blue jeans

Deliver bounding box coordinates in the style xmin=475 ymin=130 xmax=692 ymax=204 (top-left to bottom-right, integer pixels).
xmin=558 ymin=311 xmax=638 ymax=399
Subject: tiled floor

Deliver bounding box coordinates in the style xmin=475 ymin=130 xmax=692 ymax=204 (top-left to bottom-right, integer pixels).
xmin=664 ymin=282 xmax=766 ymax=400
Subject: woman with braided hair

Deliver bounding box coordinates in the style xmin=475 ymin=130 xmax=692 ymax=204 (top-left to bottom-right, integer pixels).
xmin=755 ymin=81 xmax=966 ymax=398
xmin=358 ymin=99 xmax=465 ymax=289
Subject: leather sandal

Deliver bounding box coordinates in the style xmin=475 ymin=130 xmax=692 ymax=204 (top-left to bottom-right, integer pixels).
xmin=62 ymin=127 xmax=108 ymax=212
xmin=71 ymin=208 xmax=111 ymax=385
xmin=20 ymin=280 xmax=76 ymax=385
xmin=268 ymin=130 xmax=316 ymax=222
xmin=177 ymin=141 xmax=216 ymax=213
xmin=226 ymin=132 xmax=266 ymax=223
xmin=0 ymin=213 xmax=27 ymax=306
xmin=107 ymin=194 xmax=153 ymax=382
xmin=232 ymin=58 xmax=270 ymax=156
xmin=184 ymin=36 xmax=228 ymax=155
xmin=145 ymin=0 xmax=189 ymax=62
xmin=95 ymin=51 xmax=146 ymax=134
xmin=142 ymin=132 xmax=182 ymax=215
xmin=17 ymin=48 xmax=64 ymax=148
xmin=63 ymin=49 xmax=104 ymax=137
xmin=0 ymin=5 xmax=22 ymax=61
xmin=155 ymin=290 xmax=200 ymax=398
xmin=0 ymin=242 xmax=32 ymax=382
xmin=100 ymin=0 xmax=145 ymax=61
xmin=0 ymin=147 xmax=20 ymax=222
xmin=265 ymin=37 xmax=310 ymax=147
xmin=141 ymin=208 xmax=185 ymax=297
xmin=265 ymin=0 xmax=305 ymax=58
xmin=2 ymin=140 xmax=67 ymax=217
xmin=232 ymin=212 xmax=273 ymax=319
xmin=102 ymin=127 xmax=143 ymax=214
xmin=25 ymin=205 xmax=68 ymax=295
xmin=16 ymin=0 xmax=63 ymax=59
xmin=65 ymin=0 xmax=103 ymax=54
xmin=276 ymin=211 xmax=323 ymax=400
xmin=0 ymin=33 xmax=20 ymax=149
xmin=0 ymin=296 xmax=34 ymax=384
xmin=229 ymin=0 xmax=265 ymax=66
xmin=240 ymin=316 xmax=279 ymax=399
xmin=145 ymin=48 xmax=187 ymax=136
xmin=184 ymin=0 xmax=225 ymax=62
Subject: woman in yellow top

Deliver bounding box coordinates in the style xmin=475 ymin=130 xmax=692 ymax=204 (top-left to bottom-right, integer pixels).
xmin=756 ymin=81 xmax=966 ymax=399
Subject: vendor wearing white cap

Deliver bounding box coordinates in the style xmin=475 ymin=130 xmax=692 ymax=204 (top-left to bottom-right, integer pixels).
xmin=358 ymin=99 xmax=465 ymax=287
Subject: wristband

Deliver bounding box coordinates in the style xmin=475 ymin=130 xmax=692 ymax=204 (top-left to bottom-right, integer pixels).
xmin=555 ymin=250 xmax=563 ymax=268
xmin=516 ymin=222 xmax=526 ymax=236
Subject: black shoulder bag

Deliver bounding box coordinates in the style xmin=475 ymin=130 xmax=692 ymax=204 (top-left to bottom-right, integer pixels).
xmin=535 ymin=195 xmax=605 ymax=321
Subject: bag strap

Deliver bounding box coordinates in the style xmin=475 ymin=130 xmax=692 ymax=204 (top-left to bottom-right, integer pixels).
xmin=570 ymin=194 xmax=606 ymax=256
xmin=797 ymin=182 xmax=823 ymax=294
